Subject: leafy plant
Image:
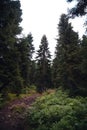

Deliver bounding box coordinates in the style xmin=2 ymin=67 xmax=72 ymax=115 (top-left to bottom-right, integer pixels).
xmin=26 ymin=89 xmax=87 ymax=130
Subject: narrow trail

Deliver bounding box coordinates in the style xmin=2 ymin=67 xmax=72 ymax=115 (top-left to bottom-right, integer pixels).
xmin=0 ymin=94 xmax=40 ymax=130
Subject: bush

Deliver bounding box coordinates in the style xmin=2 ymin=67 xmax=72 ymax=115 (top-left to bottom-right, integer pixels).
xmin=26 ymin=89 xmax=87 ymax=130
xmin=21 ymin=85 xmax=36 ymax=94
xmin=7 ymin=93 xmax=17 ymax=101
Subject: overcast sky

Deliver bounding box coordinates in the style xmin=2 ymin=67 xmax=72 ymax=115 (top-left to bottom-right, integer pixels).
xmin=20 ymin=0 xmax=86 ymax=57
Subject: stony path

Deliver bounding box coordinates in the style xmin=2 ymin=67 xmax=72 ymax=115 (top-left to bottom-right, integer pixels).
xmin=0 ymin=94 xmax=40 ymax=130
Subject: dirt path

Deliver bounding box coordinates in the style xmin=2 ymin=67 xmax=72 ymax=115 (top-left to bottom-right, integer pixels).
xmin=0 ymin=94 xmax=40 ymax=130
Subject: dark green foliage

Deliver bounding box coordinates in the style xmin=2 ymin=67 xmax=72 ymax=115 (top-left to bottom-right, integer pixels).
xmin=26 ymin=89 xmax=87 ymax=130
xmin=0 ymin=0 xmax=23 ymax=94
xmin=78 ymin=35 xmax=87 ymax=94
xmin=67 ymin=0 xmax=87 ymax=17
xmin=0 ymin=0 xmax=87 ymax=98
xmin=53 ymin=14 xmax=80 ymax=91
xmin=18 ymin=33 xmax=35 ymax=86
xmin=80 ymin=35 xmax=87 ymax=75
xmin=36 ymin=35 xmax=52 ymax=92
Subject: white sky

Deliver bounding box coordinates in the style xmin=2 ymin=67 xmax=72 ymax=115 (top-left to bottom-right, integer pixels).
xmin=20 ymin=0 xmax=86 ymax=57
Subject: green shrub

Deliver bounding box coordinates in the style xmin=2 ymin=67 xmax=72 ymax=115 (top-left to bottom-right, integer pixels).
xmin=7 ymin=93 xmax=17 ymax=101
xmin=26 ymin=89 xmax=87 ymax=130
xmin=21 ymin=85 xmax=37 ymax=94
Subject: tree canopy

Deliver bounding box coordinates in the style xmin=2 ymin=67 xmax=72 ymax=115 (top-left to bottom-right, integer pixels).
xmin=67 ymin=0 xmax=87 ymax=16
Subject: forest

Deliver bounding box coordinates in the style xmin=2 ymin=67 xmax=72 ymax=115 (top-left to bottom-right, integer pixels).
xmin=0 ymin=0 xmax=87 ymax=130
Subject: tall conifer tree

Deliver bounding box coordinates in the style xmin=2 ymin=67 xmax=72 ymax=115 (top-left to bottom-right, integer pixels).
xmin=53 ymin=14 xmax=80 ymax=91
xmin=0 ymin=0 xmax=23 ymax=94
xmin=18 ymin=33 xmax=35 ymax=86
xmin=78 ymin=35 xmax=87 ymax=94
xmin=36 ymin=35 xmax=51 ymax=92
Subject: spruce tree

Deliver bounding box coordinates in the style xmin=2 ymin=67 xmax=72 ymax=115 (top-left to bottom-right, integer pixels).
xmin=0 ymin=0 xmax=23 ymax=94
xmin=79 ymin=35 xmax=87 ymax=94
xmin=18 ymin=33 xmax=35 ymax=86
xmin=80 ymin=35 xmax=87 ymax=75
xmin=53 ymin=14 xmax=80 ymax=91
xmin=36 ymin=35 xmax=51 ymax=92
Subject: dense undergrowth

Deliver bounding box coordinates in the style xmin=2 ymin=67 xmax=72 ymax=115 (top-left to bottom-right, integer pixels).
xmin=0 ymin=88 xmax=87 ymax=130
xmin=0 ymin=85 xmax=37 ymax=109
xmin=26 ymin=89 xmax=87 ymax=130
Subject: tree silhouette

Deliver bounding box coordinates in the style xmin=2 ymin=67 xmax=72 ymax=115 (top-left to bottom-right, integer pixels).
xmin=36 ymin=35 xmax=52 ymax=92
